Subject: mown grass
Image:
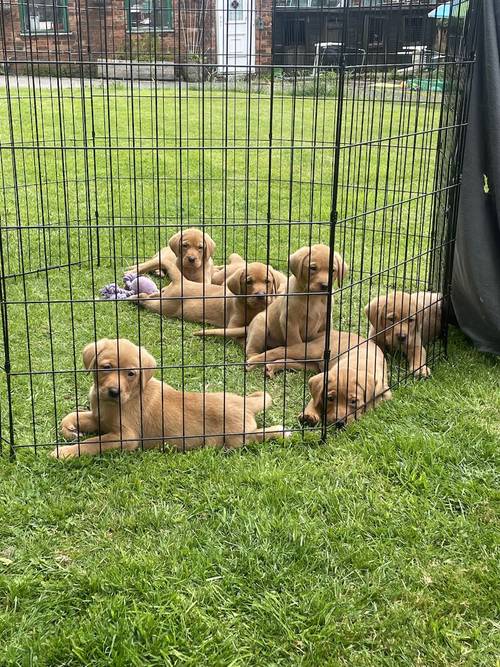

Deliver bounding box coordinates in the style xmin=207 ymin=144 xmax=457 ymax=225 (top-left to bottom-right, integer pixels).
xmin=0 ymin=83 xmax=498 ymax=663
xmin=1 ymin=83 xmax=442 ymax=447
xmin=0 ymin=332 xmax=498 ymax=665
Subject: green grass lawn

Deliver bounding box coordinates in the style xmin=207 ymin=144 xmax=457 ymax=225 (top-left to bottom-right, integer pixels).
xmin=0 ymin=332 xmax=498 ymax=665
xmin=0 ymin=83 xmax=498 ymax=663
xmin=1 ymin=83 xmax=444 ymax=448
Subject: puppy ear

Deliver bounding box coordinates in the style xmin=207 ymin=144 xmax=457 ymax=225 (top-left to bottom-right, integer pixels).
xmin=82 ymin=339 xmax=108 ymax=371
xmin=203 ymin=233 xmax=216 ymax=258
xmin=408 ymin=293 xmax=420 ymax=323
xmin=226 ymin=266 xmax=244 ymax=295
xmin=308 ymin=372 xmax=325 ymax=409
xmin=289 ymin=247 xmax=310 ymax=280
xmin=371 ymin=372 xmax=392 ymax=404
xmin=270 ymin=268 xmax=280 ymax=294
xmin=168 ymin=231 xmax=182 ymax=256
xmin=138 ymin=346 xmax=157 ymax=390
xmin=378 ymin=300 xmax=390 ymax=330
xmin=364 ymin=297 xmax=380 ymax=329
xmin=333 ymin=252 xmax=348 ymax=286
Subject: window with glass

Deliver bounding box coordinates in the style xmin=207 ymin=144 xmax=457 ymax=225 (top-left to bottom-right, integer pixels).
xmin=127 ymin=0 xmax=173 ymax=32
xmin=368 ymin=16 xmax=384 ymax=46
xmin=20 ymin=0 xmax=68 ymax=35
xmin=275 ymin=0 xmax=343 ymax=7
xmin=404 ymin=16 xmax=424 ymax=44
xmin=282 ymin=18 xmax=305 ymax=46
xmin=228 ymin=0 xmax=244 ymax=21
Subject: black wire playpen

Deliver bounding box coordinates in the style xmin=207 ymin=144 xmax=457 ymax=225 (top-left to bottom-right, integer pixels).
xmin=0 ymin=0 xmax=477 ymax=458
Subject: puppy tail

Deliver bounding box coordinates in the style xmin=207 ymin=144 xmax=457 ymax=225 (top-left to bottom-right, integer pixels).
xmin=193 ymin=326 xmax=247 ymax=338
xmin=246 ymin=391 xmax=273 ymax=413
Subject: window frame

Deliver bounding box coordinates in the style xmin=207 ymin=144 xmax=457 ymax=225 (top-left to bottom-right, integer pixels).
xmin=19 ymin=0 xmax=70 ymax=36
xmin=126 ymin=0 xmax=174 ymax=34
xmin=367 ymin=16 xmax=385 ymax=47
xmin=404 ymin=15 xmax=425 ymax=45
xmin=282 ymin=17 xmax=306 ymax=47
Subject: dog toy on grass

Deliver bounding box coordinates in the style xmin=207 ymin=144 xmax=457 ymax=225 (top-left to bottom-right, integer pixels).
xmin=99 ymin=273 xmax=159 ymax=300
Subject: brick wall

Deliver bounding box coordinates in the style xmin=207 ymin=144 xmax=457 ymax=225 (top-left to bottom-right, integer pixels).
xmin=255 ymin=0 xmax=273 ymax=66
xmin=0 ymin=0 xmax=274 ymax=74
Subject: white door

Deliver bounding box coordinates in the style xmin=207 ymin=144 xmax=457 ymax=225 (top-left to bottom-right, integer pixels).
xmin=216 ymin=0 xmax=256 ymax=74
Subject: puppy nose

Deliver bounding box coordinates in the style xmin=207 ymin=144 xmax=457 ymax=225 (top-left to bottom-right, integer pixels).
xmin=254 ymin=291 xmax=266 ymax=298
xmin=397 ymin=333 xmax=407 ymax=341
xmin=108 ymin=387 xmax=120 ymax=399
xmin=320 ymin=282 xmax=329 ymax=291
xmin=335 ymin=419 xmax=346 ymax=430
xmin=187 ymin=255 xmax=196 ymax=263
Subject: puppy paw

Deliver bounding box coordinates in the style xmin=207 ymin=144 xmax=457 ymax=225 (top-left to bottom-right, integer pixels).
xmin=414 ymin=365 xmax=431 ymax=379
xmin=264 ymin=364 xmax=275 ymax=379
xmin=299 ymin=411 xmax=319 ymax=426
xmin=266 ymin=425 xmax=291 ymax=440
xmin=154 ymin=269 xmax=165 ymax=278
xmin=49 ymin=445 xmax=79 ymax=460
xmin=134 ymin=292 xmax=154 ymax=306
xmin=60 ymin=418 xmax=83 ymax=440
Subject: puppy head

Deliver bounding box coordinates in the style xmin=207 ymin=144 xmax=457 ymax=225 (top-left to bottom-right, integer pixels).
xmin=168 ymin=228 xmax=216 ymax=272
xmin=365 ymin=291 xmax=418 ymax=350
xmin=83 ymin=338 xmax=156 ymax=404
xmin=308 ymin=359 xmax=391 ymax=427
xmin=226 ymin=262 xmax=279 ymax=309
xmin=289 ymin=244 xmax=347 ymax=293
xmin=307 ymin=368 xmax=360 ymax=427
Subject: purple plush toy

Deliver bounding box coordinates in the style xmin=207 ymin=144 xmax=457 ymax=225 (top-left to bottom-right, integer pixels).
xmin=100 ymin=272 xmax=159 ymax=301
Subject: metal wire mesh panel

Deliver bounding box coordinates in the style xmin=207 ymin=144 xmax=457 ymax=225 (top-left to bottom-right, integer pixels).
xmin=0 ymin=0 xmax=477 ymax=457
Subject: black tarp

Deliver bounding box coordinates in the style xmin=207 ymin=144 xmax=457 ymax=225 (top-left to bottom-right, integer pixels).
xmin=452 ymin=0 xmax=500 ymax=355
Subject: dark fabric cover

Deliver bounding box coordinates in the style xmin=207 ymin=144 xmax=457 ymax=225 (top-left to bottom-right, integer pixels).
xmin=452 ymin=0 xmax=500 ymax=355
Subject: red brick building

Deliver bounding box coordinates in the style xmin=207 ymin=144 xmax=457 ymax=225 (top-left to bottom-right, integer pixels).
xmin=0 ymin=0 xmax=435 ymax=77
xmin=0 ymin=0 xmax=273 ymax=77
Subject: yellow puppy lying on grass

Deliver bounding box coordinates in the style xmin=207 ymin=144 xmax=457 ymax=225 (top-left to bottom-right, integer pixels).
xmin=53 ymin=338 xmax=290 ymax=459
xmin=132 ymin=260 xmax=282 ymax=330
xmin=127 ymin=228 xmax=216 ymax=284
xmin=245 ymin=330 xmax=391 ymax=428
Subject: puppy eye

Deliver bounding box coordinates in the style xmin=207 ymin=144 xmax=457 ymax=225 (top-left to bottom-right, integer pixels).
xmin=128 ymin=371 xmax=135 ymax=378
xmin=327 ymin=394 xmax=336 ymax=402
xmin=387 ymin=316 xmax=395 ymax=322
xmin=182 ymin=242 xmax=189 ymax=248
xmin=349 ymin=398 xmax=358 ymax=406
xmin=408 ymin=317 xmax=415 ymax=323
xmin=264 ymin=279 xmax=271 ymax=284
xmin=102 ymin=364 xmax=112 ymax=371
xmin=309 ymin=265 xmax=317 ymax=271
xmin=198 ymin=244 xmax=203 ymax=249
xmin=246 ymin=277 xmax=253 ymax=284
